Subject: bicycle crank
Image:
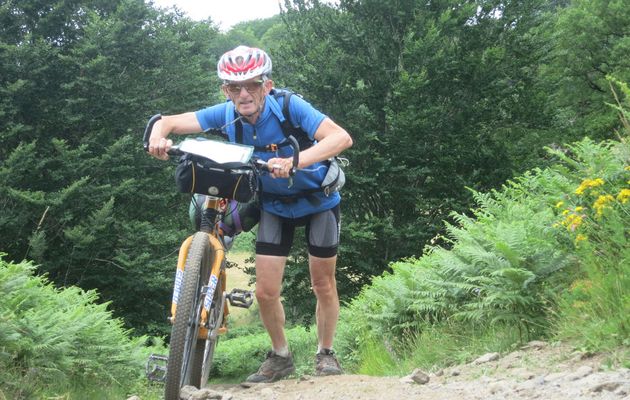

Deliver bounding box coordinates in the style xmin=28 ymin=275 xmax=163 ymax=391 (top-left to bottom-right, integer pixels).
xmin=227 ymin=288 xmax=254 ymax=308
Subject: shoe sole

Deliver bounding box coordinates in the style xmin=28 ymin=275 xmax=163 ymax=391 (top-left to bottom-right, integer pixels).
xmin=246 ymin=365 xmax=296 ymax=383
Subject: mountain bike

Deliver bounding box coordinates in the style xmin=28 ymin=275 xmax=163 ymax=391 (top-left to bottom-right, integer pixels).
xmin=141 ymin=115 xmax=298 ymax=400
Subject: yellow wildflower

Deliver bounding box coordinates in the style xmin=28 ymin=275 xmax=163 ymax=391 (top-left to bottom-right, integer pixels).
xmin=574 ymin=234 xmax=587 ymax=246
xmin=575 ymin=178 xmax=605 ymax=195
xmin=624 ymin=166 xmax=630 ymax=171
xmin=617 ymin=188 xmax=630 ymax=204
xmin=562 ymin=209 xmax=570 ymax=215
xmin=593 ymin=194 xmax=614 ymax=217
xmin=562 ymin=213 xmax=583 ymax=231
xmin=574 ymin=206 xmax=585 ymax=212
xmin=555 ymin=201 xmax=564 ymax=208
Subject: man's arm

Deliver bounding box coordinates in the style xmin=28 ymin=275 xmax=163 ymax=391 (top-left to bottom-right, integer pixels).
xmin=148 ymin=112 xmax=202 ymax=160
xmin=300 ymin=117 xmax=353 ymax=168
xmin=268 ymin=117 xmax=352 ymax=178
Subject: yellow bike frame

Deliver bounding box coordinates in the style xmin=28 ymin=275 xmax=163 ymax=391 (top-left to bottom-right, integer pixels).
xmin=170 ymin=199 xmax=230 ymax=338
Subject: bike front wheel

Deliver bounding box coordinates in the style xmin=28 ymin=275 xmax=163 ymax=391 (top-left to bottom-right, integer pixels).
xmin=164 ymin=232 xmax=213 ymax=400
xmin=198 ymin=266 xmax=225 ymax=387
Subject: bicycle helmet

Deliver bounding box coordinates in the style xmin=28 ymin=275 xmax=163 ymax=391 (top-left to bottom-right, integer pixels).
xmin=217 ymin=46 xmax=272 ymax=82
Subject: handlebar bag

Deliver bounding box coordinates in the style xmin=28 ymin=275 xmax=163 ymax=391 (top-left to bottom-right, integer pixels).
xmin=175 ymin=154 xmax=258 ymax=203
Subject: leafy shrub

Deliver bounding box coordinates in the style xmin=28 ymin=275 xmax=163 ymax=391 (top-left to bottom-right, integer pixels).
xmin=550 ymin=103 xmax=630 ymax=355
xmin=0 ymin=256 xmax=149 ymax=399
xmin=338 ymin=104 xmax=630 ymax=370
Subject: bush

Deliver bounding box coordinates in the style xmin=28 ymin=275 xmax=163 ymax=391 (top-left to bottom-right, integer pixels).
xmin=0 ymin=256 xmax=149 ymax=399
xmin=337 ymin=132 xmax=629 ymax=372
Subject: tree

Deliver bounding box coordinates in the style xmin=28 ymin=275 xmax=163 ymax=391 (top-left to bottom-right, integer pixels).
xmin=542 ymin=0 xmax=630 ymax=140
xmin=0 ymin=0 xmax=222 ymax=335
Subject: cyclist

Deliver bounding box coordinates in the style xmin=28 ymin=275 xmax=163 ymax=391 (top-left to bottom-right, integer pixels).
xmin=147 ymin=45 xmax=352 ymax=382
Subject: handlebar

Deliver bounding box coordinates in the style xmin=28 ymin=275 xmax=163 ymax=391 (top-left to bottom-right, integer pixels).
xmin=143 ymin=114 xmax=299 ymax=176
xmin=142 ymin=114 xmax=162 ymax=152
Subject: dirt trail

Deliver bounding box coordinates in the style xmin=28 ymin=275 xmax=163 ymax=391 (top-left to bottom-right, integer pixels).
xmin=170 ymin=341 xmax=629 ymax=400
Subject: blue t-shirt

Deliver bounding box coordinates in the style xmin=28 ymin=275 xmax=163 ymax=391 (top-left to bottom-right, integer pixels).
xmin=194 ymin=93 xmax=341 ymax=218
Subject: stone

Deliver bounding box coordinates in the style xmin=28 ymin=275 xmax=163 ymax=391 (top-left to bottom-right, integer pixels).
xmin=409 ymin=368 xmax=430 ymax=384
xmin=473 ymin=352 xmax=500 ymax=365
xmin=399 ymin=376 xmax=415 ymax=384
xmin=566 ymin=365 xmax=593 ymax=381
xmin=522 ymin=340 xmax=548 ymax=350
xmin=180 ymin=385 xmax=197 ymax=399
xmin=590 ymin=381 xmax=623 ymax=393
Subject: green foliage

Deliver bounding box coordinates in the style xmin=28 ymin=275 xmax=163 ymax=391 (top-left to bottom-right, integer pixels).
xmin=2 ymin=0 xmax=630 ymax=353
xmin=0 ymin=256 xmax=151 ymax=399
xmin=549 ymin=103 xmax=630 ymax=353
xmin=337 ymin=125 xmax=630 ymax=371
xmin=543 ymin=0 xmax=630 ymax=140
xmin=273 ymin=0 xmax=584 ymax=321
xmin=0 ymin=0 xmax=221 ymax=336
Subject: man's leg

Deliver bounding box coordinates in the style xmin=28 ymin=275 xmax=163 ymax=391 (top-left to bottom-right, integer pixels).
xmin=306 ymin=205 xmax=343 ymax=375
xmin=246 ymin=211 xmax=296 ymax=383
xmin=309 ymin=255 xmax=339 ymax=350
xmin=255 ymin=254 xmax=288 ymax=352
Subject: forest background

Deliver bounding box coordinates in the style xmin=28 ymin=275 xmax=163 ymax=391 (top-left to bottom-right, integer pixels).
xmin=0 ymin=0 xmax=628 ymax=399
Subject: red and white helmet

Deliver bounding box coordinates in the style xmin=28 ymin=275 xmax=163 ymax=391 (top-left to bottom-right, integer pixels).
xmin=217 ymin=46 xmax=272 ymax=82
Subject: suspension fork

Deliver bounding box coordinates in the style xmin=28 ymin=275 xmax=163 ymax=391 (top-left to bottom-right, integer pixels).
xmin=170 ymin=232 xmax=227 ymax=329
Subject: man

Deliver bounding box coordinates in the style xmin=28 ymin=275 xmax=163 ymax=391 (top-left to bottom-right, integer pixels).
xmin=147 ymin=46 xmax=352 ymax=382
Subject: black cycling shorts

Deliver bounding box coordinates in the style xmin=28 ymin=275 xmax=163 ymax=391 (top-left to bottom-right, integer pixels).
xmin=255 ymin=204 xmax=340 ymax=258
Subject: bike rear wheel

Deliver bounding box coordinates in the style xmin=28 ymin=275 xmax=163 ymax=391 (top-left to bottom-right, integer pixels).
xmin=164 ymin=232 xmax=213 ymax=400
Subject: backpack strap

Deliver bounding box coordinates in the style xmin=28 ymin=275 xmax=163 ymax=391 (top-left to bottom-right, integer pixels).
xmin=231 ymin=89 xmax=314 ymax=153
xmin=271 ymin=89 xmax=314 ymax=151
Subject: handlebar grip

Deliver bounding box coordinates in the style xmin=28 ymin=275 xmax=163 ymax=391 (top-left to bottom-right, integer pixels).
xmin=166 ymin=146 xmax=183 ymax=157
xmin=142 ymin=114 xmax=162 ymax=152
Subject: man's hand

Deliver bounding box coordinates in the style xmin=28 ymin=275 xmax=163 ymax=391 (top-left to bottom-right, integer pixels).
xmin=147 ymin=120 xmax=173 ymax=160
xmin=267 ymin=157 xmax=294 ymax=179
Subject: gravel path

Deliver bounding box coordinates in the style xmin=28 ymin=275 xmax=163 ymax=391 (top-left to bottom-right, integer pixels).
xmin=131 ymin=341 xmax=630 ymax=400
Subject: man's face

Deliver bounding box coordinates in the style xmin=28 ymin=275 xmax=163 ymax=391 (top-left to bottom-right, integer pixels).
xmin=223 ymin=76 xmax=273 ymax=120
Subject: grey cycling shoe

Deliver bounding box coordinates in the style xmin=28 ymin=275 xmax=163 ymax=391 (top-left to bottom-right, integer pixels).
xmin=246 ymin=350 xmax=296 ymax=383
xmin=315 ymin=348 xmax=343 ymax=376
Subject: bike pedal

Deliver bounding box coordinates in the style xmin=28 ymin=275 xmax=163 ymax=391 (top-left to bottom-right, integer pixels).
xmin=227 ymin=288 xmax=254 ymax=308
xmin=145 ymin=353 xmax=168 ymax=383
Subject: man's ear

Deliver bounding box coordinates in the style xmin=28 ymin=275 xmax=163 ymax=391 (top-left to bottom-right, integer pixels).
xmin=264 ymin=79 xmax=274 ymax=94
xmin=221 ymin=85 xmax=230 ymax=98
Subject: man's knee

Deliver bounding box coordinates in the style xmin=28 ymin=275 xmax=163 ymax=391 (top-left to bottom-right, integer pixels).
xmin=312 ymin=278 xmax=337 ymax=298
xmin=255 ymin=285 xmax=281 ymax=304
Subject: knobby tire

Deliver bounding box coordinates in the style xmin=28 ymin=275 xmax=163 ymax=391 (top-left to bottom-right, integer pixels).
xmin=164 ymin=232 xmax=212 ymax=400
xmin=198 ymin=267 xmax=225 ymax=387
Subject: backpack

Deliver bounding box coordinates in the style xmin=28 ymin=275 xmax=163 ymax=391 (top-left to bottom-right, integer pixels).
xmin=233 ymin=88 xmax=345 ymax=197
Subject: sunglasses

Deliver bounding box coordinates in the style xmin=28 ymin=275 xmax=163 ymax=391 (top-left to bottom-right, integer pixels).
xmin=224 ymin=80 xmax=264 ymax=94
